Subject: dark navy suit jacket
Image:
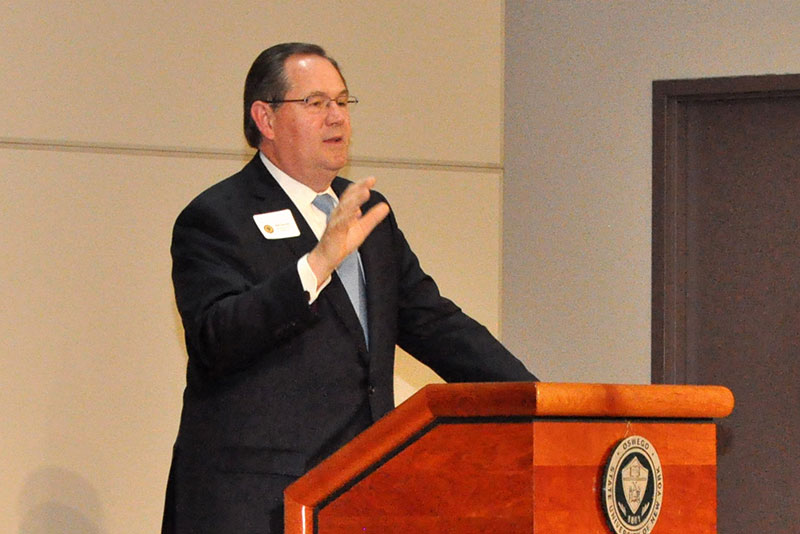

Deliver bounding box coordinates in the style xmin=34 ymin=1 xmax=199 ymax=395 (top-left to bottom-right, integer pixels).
xmin=162 ymin=154 xmax=535 ymax=533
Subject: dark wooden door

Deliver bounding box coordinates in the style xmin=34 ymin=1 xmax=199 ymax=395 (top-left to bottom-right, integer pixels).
xmin=652 ymin=75 xmax=800 ymax=533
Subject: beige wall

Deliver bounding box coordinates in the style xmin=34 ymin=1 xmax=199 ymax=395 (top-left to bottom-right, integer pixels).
xmin=1 ymin=1 xmax=504 ymax=532
xmin=503 ymin=0 xmax=800 ymax=384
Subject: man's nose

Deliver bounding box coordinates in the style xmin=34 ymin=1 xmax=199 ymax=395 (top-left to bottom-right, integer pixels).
xmin=324 ymin=101 xmax=347 ymax=123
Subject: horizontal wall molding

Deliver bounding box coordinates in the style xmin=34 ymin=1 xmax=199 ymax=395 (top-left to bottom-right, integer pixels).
xmin=1 ymin=137 xmax=503 ymax=174
xmin=1 ymin=137 xmax=251 ymax=161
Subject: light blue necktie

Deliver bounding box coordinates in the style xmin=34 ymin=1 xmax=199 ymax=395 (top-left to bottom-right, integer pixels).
xmin=312 ymin=193 xmax=369 ymax=346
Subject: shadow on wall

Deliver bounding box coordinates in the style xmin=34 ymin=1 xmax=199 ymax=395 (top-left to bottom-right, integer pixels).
xmin=18 ymin=467 xmax=105 ymax=534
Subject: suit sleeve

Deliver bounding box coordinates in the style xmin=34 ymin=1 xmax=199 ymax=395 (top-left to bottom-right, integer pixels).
xmin=171 ymin=198 xmax=316 ymax=377
xmin=388 ymin=210 xmax=538 ymax=382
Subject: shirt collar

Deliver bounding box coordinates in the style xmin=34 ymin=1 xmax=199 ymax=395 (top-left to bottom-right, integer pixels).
xmin=259 ymin=152 xmax=335 ymax=208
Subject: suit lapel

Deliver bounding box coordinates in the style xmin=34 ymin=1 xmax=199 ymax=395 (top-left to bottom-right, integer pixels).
xmin=244 ymin=155 xmax=318 ymax=260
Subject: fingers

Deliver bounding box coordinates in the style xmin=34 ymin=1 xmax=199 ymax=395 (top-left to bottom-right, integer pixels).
xmin=329 ymin=176 xmax=390 ymax=255
xmin=337 ymin=176 xmax=389 ymax=237
xmin=359 ymin=201 xmax=390 ymax=235
xmin=332 ymin=176 xmax=385 ymax=227
xmin=337 ymin=176 xmax=377 ymax=215
xmin=308 ymin=177 xmax=390 ymax=283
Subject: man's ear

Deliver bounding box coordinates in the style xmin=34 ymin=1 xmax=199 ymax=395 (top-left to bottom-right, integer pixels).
xmin=250 ymin=101 xmax=276 ymax=141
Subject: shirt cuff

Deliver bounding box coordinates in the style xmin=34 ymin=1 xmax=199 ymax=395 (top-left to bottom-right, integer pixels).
xmin=298 ymin=254 xmax=331 ymax=303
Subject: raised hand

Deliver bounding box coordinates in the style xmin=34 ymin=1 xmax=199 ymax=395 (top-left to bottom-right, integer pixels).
xmin=307 ymin=176 xmax=390 ymax=286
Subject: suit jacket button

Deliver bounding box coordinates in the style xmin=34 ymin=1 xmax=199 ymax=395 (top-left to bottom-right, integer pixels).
xmin=368 ymin=386 xmax=376 ymax=395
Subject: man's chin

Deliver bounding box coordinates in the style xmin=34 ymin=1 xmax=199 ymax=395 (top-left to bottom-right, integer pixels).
xmin=326 ymin=153 xmax=350 ymax=171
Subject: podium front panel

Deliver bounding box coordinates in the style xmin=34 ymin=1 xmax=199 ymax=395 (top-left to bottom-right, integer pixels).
xmin=532 ymin=421 xmax=717 ymax=533
xmin=317 ymin=420 xmax=534 ymax=533
xmin=300 ymin=419 xmax=716 ymax=534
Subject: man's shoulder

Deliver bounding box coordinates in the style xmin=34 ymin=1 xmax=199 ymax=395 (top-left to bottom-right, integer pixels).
xmin=185 ymin=155 xmax=281 ymax=213
xmin=173 ymin=154 xmax=276 ymax=231
xmin=189 ymin=155 xmax=264 ymax=205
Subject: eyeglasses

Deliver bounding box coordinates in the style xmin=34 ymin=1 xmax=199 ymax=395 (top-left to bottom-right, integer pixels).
xmin=266 ymin=93 xmax=359 ymax=114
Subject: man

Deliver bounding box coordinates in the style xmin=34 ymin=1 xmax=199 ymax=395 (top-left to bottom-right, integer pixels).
xmin=163 ymin=42 xmax=536 ymax=534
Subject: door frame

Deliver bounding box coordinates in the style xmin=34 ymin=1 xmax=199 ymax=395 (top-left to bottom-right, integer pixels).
xmin=651 ymin=73 xmax=800 ymax=383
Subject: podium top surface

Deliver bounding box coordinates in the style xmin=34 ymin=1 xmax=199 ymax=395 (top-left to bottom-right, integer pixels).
xmin=416 ymin=381 xmax=735 ymax=419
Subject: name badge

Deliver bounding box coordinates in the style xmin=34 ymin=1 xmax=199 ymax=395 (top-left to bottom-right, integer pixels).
xmin=253 ymin=209 xmax=301 ymax=239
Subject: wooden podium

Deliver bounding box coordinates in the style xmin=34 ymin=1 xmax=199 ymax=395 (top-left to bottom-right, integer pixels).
xmin=285 ymin=382 xmax=734 ymax=534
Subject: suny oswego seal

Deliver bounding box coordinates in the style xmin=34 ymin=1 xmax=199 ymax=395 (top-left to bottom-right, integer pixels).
xmin=602 ymin=435 xmax=663 ymax=534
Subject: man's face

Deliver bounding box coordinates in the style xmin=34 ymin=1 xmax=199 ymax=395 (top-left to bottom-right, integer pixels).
xmin=263 ymin=54 xmax=352 ymax=189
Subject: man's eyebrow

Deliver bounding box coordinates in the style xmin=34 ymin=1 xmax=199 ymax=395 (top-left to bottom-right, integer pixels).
xmin=304 ymin=89 xmax=349 ymax=97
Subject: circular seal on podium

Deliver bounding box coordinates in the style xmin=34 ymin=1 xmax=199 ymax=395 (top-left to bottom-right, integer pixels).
xmin=601 ymin=435 xmax=664 ymax=534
